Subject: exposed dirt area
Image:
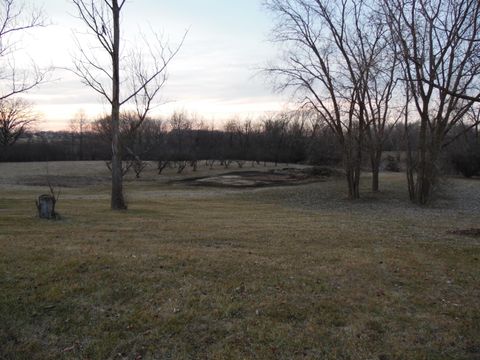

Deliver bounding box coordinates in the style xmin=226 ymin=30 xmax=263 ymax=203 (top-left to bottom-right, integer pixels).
xmin=180 ymin=167 xmax=340 ymax=188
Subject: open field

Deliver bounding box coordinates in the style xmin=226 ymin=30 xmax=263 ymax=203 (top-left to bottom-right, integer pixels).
xmin=0 ymin=161 xmax=479 ymax=359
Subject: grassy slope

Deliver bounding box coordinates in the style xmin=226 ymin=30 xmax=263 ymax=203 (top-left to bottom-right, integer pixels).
xmin=0 ymin=162 xmax=479 ymax=359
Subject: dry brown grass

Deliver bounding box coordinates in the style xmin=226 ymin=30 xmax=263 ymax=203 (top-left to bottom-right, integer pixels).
xmin=0 ymin=161 xmax=479 ymax=359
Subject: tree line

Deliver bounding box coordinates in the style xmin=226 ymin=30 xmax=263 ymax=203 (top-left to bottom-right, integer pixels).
xmin=2 ymin=111 xmax=342 ymax=166
xmin=3 ymin=110 xmax=479 ymax=180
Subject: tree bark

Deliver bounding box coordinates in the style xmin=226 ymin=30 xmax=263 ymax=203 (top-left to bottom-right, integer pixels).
xmin=405 ymin=142 xmax=416 ymax=202
xmin=344 ymin=146 xmax=361 ymax=200
xmin=370 ymin=145 xmax=382 ymax=192
xmin=371 ymin=165 xmax=379 ymax=192
xmin=414 ymin=137 xmax=442 ymax=205
xmin=110 ymin=0 xmax=127 ymax=210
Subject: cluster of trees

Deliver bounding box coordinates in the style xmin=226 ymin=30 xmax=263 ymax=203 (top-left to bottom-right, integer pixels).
xmin=120 ymin=111 xmax=342 ymax=168
xmin=266 ymin=0 xmax=480 ymax=204
xmin=3 ymin=111 xmax=343 ymax=166
xmin=5 ymin=108 xmax=478 ymax=180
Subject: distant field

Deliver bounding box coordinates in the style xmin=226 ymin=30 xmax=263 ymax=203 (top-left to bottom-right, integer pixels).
xmin=0 ymin=161 xmax=479 ymax=359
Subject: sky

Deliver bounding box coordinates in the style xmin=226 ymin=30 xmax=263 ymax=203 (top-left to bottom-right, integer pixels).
xmin=13 ymin=0 xmax=289 ymax=130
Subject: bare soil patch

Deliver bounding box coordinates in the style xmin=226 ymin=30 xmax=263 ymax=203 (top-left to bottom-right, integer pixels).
xmin=179 ymin=167 xmax=339 ymax=188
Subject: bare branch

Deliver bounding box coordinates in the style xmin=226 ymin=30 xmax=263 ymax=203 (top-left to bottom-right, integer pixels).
xmin=120 ymin=30 xmax=188 ymax=106
xmin=0 ymin=97 xmax=37 ymax=148
xmin=0 ymin=0 xmax=48 ymax=101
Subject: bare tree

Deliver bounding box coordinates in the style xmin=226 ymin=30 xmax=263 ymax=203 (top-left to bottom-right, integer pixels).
xmin=262 ymin=113 xmax=288 ymax=167
xmin=384 ymin=0 xmax=480 ymax=204
xmin=0 ymin=0 xmax=47 ymax=101
xmin=0 ymin=97 xmax=36 ymax=159
xmin=363 ymin=41 xmax=401 ymax=192
xmin=157 ymin=159 xmax=169 ymax=174
xmin=265 ymin=0 xmax=393 ymax=199
xmin=0 ymin=0 xmax=46 ymax=160
xmin=69 ymin=109 xmax=89 ymax=160
xmin=223 ymin=118 xmax=256 ymax=164
xmin=169 ymin=110 xmax=192 ymax=162
xmin=131 ymin=157 xmax=149 ymax=179
xmin=285 ymin=110 xmax=310 ymax=164
xmin=71 ymin=0 xmax=186 ymax=210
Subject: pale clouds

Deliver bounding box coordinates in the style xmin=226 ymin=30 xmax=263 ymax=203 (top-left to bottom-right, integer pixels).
xmin=19 ymin=0 xmax=287 ymax=129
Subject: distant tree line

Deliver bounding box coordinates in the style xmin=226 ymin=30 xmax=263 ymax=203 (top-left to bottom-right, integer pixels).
xmin=1 ymin=111 xmax=341 ymax=166
xmin=2 ymin=110 xmax=479 ymax=180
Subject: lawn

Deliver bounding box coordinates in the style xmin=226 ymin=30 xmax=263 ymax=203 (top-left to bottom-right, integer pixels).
xmin=0 ymin=162 xmax=479 ymax=359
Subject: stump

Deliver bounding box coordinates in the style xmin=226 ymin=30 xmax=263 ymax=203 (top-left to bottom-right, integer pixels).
xmin=36 ymin=194 xmax=57 ymax=219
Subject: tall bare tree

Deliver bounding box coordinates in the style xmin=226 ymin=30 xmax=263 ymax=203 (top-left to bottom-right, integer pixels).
xmin=363 ymin=41 xmax=401 ymax=192
xmin=265 ymin=0 xmax=395 ymax=198
xmin=384 ymin=0 xmax=480 ymax=204
xmin=71 ymin=0 xmax=185 ymax=210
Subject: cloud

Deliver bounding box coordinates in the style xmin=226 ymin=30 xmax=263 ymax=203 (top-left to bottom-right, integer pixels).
xmin=18 ymin=0 xmax=287 ymax=130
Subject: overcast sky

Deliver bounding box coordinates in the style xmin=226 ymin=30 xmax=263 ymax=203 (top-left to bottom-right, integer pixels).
xmin=17 ymin=0 xmax=288 ymax=130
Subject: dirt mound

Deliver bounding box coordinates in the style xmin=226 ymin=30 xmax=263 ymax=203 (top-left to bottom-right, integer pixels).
xmin=182 ymin=167 xmax=337 ymax=188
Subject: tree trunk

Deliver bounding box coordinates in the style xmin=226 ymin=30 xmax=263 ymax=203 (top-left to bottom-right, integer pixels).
xmin=110 ymin=0 xmax=127 ymax=210
xmin=370 ymin=147 xmax=382 ymax=192
xmin=406 ymin=158 xmax=416 ymax=202
xmin=353 ymin=163 xmax=361 ymax=199
xmin=371 ymin=166 xmax=379 ymax=192
xmin=344 ymin=146 xmax=361 ymax=200
xmin=345 ymin=167 xmax=360 ymax=200
xmin=414 ymin=160 xmax=433 ymax=205
xmin=405 ymin=139 xmax=416 ymax=202
xmin=404 ymin=89 xmax=416 ymax=202
xmin=414 ymin=138 xmax=441 ymax=205
xmin=413 ymin=117 xmax=428 ymax=204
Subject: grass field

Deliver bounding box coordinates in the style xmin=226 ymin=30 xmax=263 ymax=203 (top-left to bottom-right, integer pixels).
xmin=0 ymin=161 xmax=479 ymax=359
